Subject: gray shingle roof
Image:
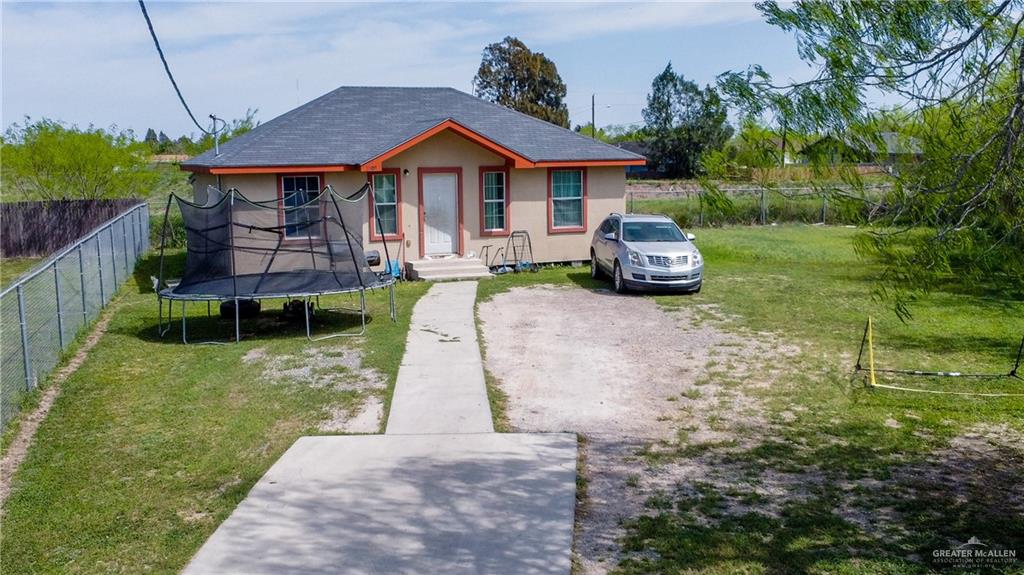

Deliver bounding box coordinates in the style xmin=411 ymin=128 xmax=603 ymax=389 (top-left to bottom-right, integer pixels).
xmin=182 ymin=86 xmax=644 ymax=169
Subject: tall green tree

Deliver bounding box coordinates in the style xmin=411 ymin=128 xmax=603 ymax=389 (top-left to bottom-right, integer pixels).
xmin=144 ymin=128 xmax=158 ymax=150
xmin=720 ymin=0 xmax=1024 ymax=316
xmin=643 ymin=63 xmax=733 ymax=178
xmin=473 ymin=37 xmax=569 ymax=127
xmin=1 ymin=118 xmax=156 ymax=201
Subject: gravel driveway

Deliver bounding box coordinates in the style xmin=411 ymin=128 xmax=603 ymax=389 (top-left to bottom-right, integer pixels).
xmin=478 ymin=285 xmax=778 ymax=573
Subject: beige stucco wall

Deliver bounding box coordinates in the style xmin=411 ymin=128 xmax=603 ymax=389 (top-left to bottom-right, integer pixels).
xmin=188 ymin=129 xmax=626 ymax=266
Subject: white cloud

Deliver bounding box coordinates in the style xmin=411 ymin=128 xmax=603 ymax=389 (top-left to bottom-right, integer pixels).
xmin=1 ymin=1 xmax=772 ymax=136
xmin=498 ymin=1 xmax=761 ymax=42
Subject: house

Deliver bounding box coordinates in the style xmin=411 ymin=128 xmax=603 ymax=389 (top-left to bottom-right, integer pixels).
xmin=800 ymin=131 xmax=922 ymax=166
xmin=614 ymin=141 xmax=664 ymax=179
xmin=181 ymin=86 xmax=645 ymax=273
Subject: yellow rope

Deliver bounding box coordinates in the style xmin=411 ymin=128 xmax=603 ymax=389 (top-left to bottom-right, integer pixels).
xmin=862 ymin=317 xmax=1024 ymax=397
xmin=867 ymin=381 xmax=1024 ymax=397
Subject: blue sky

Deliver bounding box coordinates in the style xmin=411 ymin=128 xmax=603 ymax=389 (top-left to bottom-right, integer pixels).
xmin=1 ymin=2 xmax=814 ymax=139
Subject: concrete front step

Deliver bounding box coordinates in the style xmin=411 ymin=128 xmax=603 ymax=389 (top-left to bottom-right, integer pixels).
xmin=406 ymin=258 xmax=492 ymax=281
xmin=414 ymin=269 xmax=493 ymax=281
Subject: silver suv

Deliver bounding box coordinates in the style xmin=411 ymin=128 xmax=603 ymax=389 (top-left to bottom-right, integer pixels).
xmin=590 ymin=213 xmax=703 ymax=294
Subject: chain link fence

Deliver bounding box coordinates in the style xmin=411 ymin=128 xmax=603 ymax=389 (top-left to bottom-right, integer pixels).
xmin=627 ymin=184 xmax=892 ymax=227
xmin=1 ymin=203 xmax=149 ymax=428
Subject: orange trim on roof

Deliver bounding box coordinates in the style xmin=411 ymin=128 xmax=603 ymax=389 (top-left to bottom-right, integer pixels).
xmin=179 ymin=125 xmax=646 ymax=173
xmin=534 ymin=159 xmax=646 ymax=168
xmin=359 ymin=119 xmax=534 ymax=171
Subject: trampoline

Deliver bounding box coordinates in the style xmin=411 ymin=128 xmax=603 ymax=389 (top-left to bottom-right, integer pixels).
xmin=155 ymin=183 xmax=396 ymax=343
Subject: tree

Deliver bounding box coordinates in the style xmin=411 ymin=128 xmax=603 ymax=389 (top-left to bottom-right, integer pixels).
xmin=144 ymin=128 xmax=158 ymax=150
xmin=643 ymin=63 xmax=733 ymax=178
xmin=157 ymin=131 xmax=171 ymax=153
xmin=574 ymin=123 xmax=611 ymax=142
xmin=473 ymin=37 xmax=569 ymax=127
xmin=719 ymin=1 xmax=1024 ymax=316
xmin=1 ymin=118 xmax=157 ymax=200
xmin=604 ymin=124 xmax=649 ymax=144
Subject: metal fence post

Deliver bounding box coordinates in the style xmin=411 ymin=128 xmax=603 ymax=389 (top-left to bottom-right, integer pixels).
xmin=122 ymin=218 xmax=130 ymax=270
xmin=760 ymin=188 xmax=767 ymax=225
xmin=53 ymin=259 xmax=65 ymax=349
xmin=821 ymin=195 xmax=828 ymax=225
xmin=109 ymin=227 xmax=118 ymax=288
xmin=696 ymin=188 xmax=703 ymax=227
xmin=96 ymin=235 xmax=106 ymax=306
xmin=16 ymin=285 xmax=32 ymax=391
xmin=78 ymin=244 xmax=88 ymax=323
xmin=130 ymin=208 xmax=139 ymax=263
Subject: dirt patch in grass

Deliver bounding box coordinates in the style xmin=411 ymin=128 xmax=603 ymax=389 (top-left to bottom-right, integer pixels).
xmin=478 ymin=285 xmax=797 ymax=573
xmin=245 ymin=345 xmax=388 ymax=433
xmin=0 ymin=309 xmax=114 ymax=506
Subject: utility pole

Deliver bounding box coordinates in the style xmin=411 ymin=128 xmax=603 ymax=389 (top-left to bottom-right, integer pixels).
xmin=591 ymin=94 xmax=596 ymax=139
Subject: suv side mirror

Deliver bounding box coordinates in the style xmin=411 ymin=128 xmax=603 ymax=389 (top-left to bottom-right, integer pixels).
xmin=686 ymin=233 xmax=696 ymax=242
xmin=603 ymin=232 xmax=618 ymax=241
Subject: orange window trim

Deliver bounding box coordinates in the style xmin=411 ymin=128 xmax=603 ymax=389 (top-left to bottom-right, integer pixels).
xmin=547 ymin=167 xmax=588 ymax=235
xmin=479 ymin=166 xmax=511 ymax=237
xmin=367 ymin=168 xmax=404 ymax=242
xmin=277 ymin=172 xmax=327 ymax=244
xmin=417 ymin=167 xmax=465 ymax=259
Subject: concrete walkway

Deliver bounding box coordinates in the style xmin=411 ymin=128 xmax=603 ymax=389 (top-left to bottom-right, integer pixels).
xmin=184 ymin=282 xmax=578 ymax=574
xmin=387 ymin=281 xmax=493 ymax=434
xmin=183 ymin=434 xmax=577 ymax=575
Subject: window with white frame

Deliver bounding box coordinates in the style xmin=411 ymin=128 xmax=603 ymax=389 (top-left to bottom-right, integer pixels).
xmin=372 ymin=173 xmax=398 ymax=236
xmin=551 ymin=169 xmax=584 ymax=228
xmin=482 ymin=171 xmax=506 ymax=231
xmin=282 ymin=175 xmax=322 ymax=239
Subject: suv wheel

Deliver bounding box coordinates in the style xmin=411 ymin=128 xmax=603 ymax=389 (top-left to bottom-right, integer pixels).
xmin=613 ymin=261 xmax=628 ymax=294
xmin=590 ymin=250 xmax=603 ymax=279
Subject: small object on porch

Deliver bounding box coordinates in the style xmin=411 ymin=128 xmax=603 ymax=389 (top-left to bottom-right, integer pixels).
xmin=364 ymin=249 xmax=381 ymax=267
xmin=383 ymin=259 xmax=402 ymax=280
xmin=220 ymin=299 xmax=261 ymax=320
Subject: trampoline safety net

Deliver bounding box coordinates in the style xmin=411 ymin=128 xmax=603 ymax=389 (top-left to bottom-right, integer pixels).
xmin=159 ymin=183 xmax=390 ymax=300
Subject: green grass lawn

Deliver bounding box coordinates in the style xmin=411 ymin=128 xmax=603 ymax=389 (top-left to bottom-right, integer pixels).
xmin=479 ymin=225 xmax=1023 ymax=574
xmin=618 ymin=226 xmax=1024 ymax=574
xmin=3 ymin=225 xmax=1021 ymax=574
xmin=1 ymin=257 xmax=44 ymax=289
xmin=0 ymin=251 xmax=428 ymax=574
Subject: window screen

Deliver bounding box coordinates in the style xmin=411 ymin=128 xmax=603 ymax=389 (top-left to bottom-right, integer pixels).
xmin=282 ymin=175 xmax=321 ymax=239
xmin=551 ymin=170 xmax=583 ymax=228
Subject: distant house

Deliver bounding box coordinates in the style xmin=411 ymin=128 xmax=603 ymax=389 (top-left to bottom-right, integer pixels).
xmin=769 ymin=135 xmax=809 ymax=166
xmin=614 ymin=141 xmax=660 ymax=178
xmin=181 ymin=86 xmax=644 ymax=265
xmin=800 ymin=131 xmax=923 ymax=166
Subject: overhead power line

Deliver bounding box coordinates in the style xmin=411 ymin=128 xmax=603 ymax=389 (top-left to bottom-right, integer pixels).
xmin=137 ymin=0 xmax=214 ymax=136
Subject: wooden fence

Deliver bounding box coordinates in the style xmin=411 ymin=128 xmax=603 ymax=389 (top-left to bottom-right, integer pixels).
xmin=0 ymin=199 xmax=143 ymax=258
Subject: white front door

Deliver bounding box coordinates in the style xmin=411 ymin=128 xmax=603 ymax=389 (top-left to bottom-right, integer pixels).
xmin=422 ymin=173 xmax=458 ymax=255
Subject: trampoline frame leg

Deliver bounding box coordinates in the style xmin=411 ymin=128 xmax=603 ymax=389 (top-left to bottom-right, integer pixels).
xmin=304 ymin=291 xmax=366 ymax=341
xmin=180 ymin=300 xmax=231 ymax=345
xmin=157 ymin=296 xmax=173 ymax=338
xmin=389 ymin=282 xmax=396 ymax=322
